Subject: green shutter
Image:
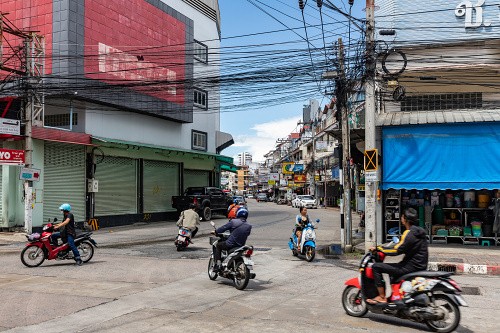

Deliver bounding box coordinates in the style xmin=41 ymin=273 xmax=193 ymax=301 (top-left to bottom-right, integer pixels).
xmin=43 ymin=142 xmax=86 ymax=222
xmin=183 ymin=169 xmax=209 ymax=190
xmin=94 ymin=156 xmax=137 ymax=216
xmin=143 ymin=160 xmax=179 ymax=212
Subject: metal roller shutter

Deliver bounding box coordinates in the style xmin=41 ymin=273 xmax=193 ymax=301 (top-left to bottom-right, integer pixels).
xmin=143 ymin=160 xmax=179 ymax=212
xmin=183 ymin=169 xmax=209 ymax=190
xmin=94 ymin=156 xmax=137 ymax=216
xmin=43 ymin=142 xmax=86 ymax=222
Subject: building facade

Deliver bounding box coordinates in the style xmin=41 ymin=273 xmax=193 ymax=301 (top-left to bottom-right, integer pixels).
xmin=0 ymin=0 xmax=233 ymax=229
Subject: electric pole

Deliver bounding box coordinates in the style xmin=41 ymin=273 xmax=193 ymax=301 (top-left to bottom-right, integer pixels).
xmin=364 ymin=0 xmax=377 ymax=250
xmin=337 ymin=38 xmax=352 ymax=252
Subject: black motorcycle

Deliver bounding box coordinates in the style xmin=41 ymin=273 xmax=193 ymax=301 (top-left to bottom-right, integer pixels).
xmin=207 ymin=221 xmax=256 ymax=290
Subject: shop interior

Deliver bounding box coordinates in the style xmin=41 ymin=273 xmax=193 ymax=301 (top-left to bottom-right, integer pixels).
xmin=384 ymin=189 xmax=500 ymax=246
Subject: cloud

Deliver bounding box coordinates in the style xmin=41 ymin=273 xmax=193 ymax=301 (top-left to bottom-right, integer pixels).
xmin=232 ymin=117 xmax=300 ymax=162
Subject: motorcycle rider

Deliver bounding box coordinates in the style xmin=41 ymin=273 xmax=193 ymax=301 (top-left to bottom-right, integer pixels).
xmin=213 ymin=207 xmax=252 ymax=271
xmin=176 ymin=203 xmax=200 ymax=241
xmin=227 ymin=198 xmax=241 ymax=219
xmin=367 ymin=207 xmax=428 ymax=304
xmin=294 ymin=207 xmax=310 ymax=251
xmin=52 ymin=203 xmax=82 ymax=266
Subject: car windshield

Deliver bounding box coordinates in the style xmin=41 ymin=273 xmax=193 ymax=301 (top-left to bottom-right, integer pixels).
xmin=184 ymin=187 xmax=204 ymax=195
xmin=300 ymin=196 xmax=314 ymax=200
xmin=258 ymin=194 xmax=266 ymax=198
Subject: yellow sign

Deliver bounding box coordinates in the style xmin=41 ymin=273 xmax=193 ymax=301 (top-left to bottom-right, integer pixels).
xmin=314 ymin=175 xmax=320 ymax=181
xmin=88 ymin=218 xmax=99 ymax=230
xmin=268 ymin=180 xmax=276 ymax=185
xmin=364 ymin=149 xmax=378 ymax=171
xmin=282 ymin=162 xmax=294 ymax=174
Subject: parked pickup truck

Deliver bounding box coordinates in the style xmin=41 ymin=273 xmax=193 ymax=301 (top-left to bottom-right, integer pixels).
xmin=172 ymin=187 xmax=232 ymax=221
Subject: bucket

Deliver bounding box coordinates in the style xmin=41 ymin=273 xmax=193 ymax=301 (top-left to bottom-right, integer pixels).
xmin=471 ymin=221 xmax=482 ymax=237
xmin=464 ymin=191 xmax=475 ymax=208
xmin=478 ymin=194 xmax=490 ymax=208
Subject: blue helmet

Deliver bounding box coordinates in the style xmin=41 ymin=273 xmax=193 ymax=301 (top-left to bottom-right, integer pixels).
xmin=59 ymin=203 xmax=71 ymax=212
xmin=236 ymin=207 xmax=248 ymax=219
xmin=233 ymin=198 xmax=240 ymax=204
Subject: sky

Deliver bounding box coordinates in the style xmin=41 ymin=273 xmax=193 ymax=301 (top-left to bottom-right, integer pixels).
xmin=218 ymin=0 xmax=365 ymax=163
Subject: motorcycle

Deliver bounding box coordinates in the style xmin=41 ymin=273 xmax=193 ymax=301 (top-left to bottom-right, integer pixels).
xmin=288 ymin=219 xmax=320 ymax=262
xmin=207 ymin=221 xmax=256 ymax=290
xmin=341 ymin=238 xmax=467 ymax=333
xmin=174 ymin=227 xmax=192 ymax=251
xmin=21 ymin=218 xmax=98 ymax=267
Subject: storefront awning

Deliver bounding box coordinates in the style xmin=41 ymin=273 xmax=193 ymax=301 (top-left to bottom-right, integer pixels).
xmin=382 ymin=123 xmax=500 ymax=190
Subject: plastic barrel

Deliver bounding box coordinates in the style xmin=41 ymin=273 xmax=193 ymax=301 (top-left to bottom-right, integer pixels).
xmin=471 ymin=221 xmax=482 ymax=237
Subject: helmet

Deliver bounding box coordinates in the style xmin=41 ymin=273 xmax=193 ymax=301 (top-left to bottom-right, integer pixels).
xmin=236 ymin=207 xmax=248 ymax=219
xmin=233 ymin=198 xmax=240 ymax=204
xmin=59 ymin=203 xmax=71 ymax=212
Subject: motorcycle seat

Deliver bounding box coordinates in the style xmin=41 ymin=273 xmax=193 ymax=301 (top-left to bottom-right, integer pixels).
xmin=394 ymin=271 xmax=453 ymax=283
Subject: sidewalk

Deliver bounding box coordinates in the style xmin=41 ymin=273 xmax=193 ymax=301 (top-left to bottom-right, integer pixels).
xmin=2 ymin=221 xmax=500 ymax=276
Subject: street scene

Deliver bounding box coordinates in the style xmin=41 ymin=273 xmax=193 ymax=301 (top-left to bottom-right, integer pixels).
xmin=1 ymin=202 xmax=500 ymax=333
xmin=1 ymin=0 xmax=500 ymax=332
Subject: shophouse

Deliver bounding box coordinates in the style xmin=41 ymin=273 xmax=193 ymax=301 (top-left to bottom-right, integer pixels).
xmin=0 ymin=0 xmax=233 ymax=230
xmin=375 ymin=0 xmax=500 ymax=245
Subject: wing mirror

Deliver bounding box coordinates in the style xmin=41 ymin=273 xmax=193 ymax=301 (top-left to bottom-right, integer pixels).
xmin=316 ymin=219 xmax=320 ymax=223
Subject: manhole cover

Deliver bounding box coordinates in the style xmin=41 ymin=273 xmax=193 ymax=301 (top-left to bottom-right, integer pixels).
xmin=462 ymin=286 xmax=481 ymax=295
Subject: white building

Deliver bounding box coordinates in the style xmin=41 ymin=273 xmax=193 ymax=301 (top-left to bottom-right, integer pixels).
xmin=236 ymin=152 xmax=253 ymax=166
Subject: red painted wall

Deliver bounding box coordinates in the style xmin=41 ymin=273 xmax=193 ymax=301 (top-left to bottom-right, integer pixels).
xmin=83 ymin=0 xmax=186 ymax=104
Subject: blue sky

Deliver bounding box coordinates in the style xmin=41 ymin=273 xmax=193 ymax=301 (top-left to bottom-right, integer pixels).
xmin=218 ymin=0 xmax=365 ymax=162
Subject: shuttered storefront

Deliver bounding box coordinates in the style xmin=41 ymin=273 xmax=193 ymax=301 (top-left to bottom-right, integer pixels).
xmin=143 ymin=160 xmax=179 ymax=212
xmin=183 ymin=169 xmax=209 ymax=190
xmin=43 ymin=142 xmax=86 ymax=222
xmin=0 ymin=167 xmax=3 ymax=221
xmin=94 ymin=156 xmax=138 ymax=216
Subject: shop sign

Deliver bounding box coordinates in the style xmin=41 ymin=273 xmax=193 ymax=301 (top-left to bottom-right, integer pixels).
xmin=0 ymin=117 xmax=20 ymax=135
xmin=0 ymin=149 xmax=25 ymax=165
xmin=268 ymin=173 xmax=279 ymax=181
xmin=19 ymin=167 xmax=41 ymax=181
xmin=279 ymin=179 xmax=288 ymax=186
xmin=294 ymin=174 xmax=306 ymax=183
xmin=268 ymin=180 xmax=276 ymax=185
xmin=282 ymin=162 xmax=304 ymax=174
xmin=455 ymin=0 xmax=490 ymax=29
xmin=314 ymin=175 xmax=321 ymax=181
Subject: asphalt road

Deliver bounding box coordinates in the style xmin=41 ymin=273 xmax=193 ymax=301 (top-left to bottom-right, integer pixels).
xmin=0 ymin=201 xmax=499 ymax=332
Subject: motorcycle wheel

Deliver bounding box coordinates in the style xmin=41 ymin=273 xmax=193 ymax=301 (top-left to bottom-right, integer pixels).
xmin=292 ymin=249 xmax=298 ymax=256
xmin=233 ymin=260 xmax=250 ymax=290
xmin=305 ymin=246 xmax=315 ymax=262
xmin=342 ymin=286 xmax=368 ymax=317
xmin=78 ymin=241 xmax=94 ymax=263
xmin=207 ymin=257 xmax=218 ymax=280
xmin=425 ymin=294 xmax=461 ymax=333
xmin=21 ymin=245 xmax=46 ymax=267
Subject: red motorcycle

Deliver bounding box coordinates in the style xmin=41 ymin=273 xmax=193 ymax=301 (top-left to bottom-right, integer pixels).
xmin=342 ymin=241 xmax=467 ymax=333
xmin=21 ymin=220 xmax=97 ymax=267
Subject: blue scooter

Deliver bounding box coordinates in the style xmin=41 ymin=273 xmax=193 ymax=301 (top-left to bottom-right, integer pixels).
xmin=288 ymin=219 xmax=320 ymax=262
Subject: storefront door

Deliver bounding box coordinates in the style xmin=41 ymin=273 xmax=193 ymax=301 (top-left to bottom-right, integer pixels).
xmin=143 ymin=160 xmax=179 ymax=212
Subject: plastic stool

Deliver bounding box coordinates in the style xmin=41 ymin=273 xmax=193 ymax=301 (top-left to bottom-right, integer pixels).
xmin=481 ymin=240 xmax=491 ymax=246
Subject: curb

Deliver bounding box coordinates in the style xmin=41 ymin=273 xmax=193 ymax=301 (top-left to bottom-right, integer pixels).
xmin=428 ymin=262 xmax=500 ymax=276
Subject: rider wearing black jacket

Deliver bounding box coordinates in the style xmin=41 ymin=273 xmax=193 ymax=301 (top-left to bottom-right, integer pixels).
xmin=213 ymin=208 xmax=252 ymax=271
xmin=367 ymin=208 xmax=429 ymax=304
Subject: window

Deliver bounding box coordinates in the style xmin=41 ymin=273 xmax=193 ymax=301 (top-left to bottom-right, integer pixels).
xmin=193 ymin=40 xmax=208 ymax=63
xmin=193 ymin=88 xmax=208 ymax=109
xmin=192 ymin=130 xmax=207 ymax=151
xmin=44 ymin=113 xmax=78 ymax=127
xmin=401 ymin=93 xmax=483 ymax=111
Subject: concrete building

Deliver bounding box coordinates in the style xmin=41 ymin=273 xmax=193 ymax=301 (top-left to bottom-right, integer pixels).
xmin=236 ymin=152 xmax=252 ymax=166
xmin=0 ymin=0 xmax=233 ymax=229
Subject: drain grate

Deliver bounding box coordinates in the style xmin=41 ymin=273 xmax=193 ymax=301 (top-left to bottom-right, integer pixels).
xmin=461 ymin=286 xmax=481 ymax=296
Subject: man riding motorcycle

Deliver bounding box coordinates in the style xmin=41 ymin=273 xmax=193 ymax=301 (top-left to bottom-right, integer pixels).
xmin=176 ymin=203 xmax=200 ymax=241
xmin=367 ymin=207 xmax=428 ymax=304
xmin=213 ymin=207 xmax=252 ymax=272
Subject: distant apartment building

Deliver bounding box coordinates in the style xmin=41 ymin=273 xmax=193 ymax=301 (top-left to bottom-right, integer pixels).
xmin=236 ymin=152 xmax=252 ymax=166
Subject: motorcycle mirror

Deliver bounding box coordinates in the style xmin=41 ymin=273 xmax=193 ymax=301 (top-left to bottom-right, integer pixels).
xmin=316 ymin=219 xmax=320 ymax=223
xmin=392 ymin=236 xmax=400 ymax=244
xmin=210 ymin=221 xmax=215 ymax=227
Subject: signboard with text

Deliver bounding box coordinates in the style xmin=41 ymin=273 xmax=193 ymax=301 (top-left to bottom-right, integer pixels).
xmin=0 ymin=149 xmax=25 ymax=165
xmin=0 ymin=117 xmax=20 ymax=135
xmin=19 ymin=167 xmax=41 ymax=181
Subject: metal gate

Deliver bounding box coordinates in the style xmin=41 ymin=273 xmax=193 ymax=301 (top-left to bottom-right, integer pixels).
xmin=143 ymin=160 xmax=179 ymax=212
xmin=94 ymin=156 xmax=137 ymax=216
xmin=183 ymin=169 xmax=209 ymax=190
xmin=43 ymin=142 xmax=86 ymax=222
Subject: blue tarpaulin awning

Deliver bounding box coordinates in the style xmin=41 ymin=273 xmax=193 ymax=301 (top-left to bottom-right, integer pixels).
xmin=382 ymin=122 xmax=500 ymax=190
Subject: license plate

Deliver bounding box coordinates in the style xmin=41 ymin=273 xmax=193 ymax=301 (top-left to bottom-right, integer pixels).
xmin=178 ymin=236 xmax=185 ymax=242
xmin=244 ymin=258 xmax=254 ymax=266
xmin=455 ymin=295 xmax=468 ymax=307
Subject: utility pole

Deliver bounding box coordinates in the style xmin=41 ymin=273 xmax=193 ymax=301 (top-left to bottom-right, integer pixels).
xmin=338 ymin=38 xmax=352 ymax=252
xmin=364 ymin=0 xmax=377 ymax=250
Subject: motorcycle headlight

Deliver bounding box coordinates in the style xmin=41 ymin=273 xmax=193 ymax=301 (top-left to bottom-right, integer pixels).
xmin=304 ymin=229 xmax=314 ymax=240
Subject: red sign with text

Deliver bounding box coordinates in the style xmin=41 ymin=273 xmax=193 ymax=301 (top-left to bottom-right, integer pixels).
xmin=0 ymin=149 xmax=25 ymax=165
